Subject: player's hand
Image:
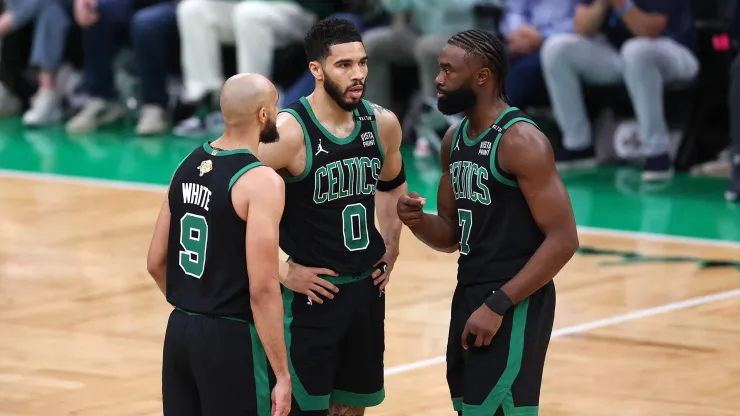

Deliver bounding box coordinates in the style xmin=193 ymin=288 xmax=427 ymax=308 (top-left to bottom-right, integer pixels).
xmin=372 ymin=246 xmax=398 ymax=290
xmin=282 ymin=260 xmax=339 ymax=304
xmin=461 ymin=304 xmax=503 ymax=350
xmin=397 ymin=192 xmax=426 ymax=228
xmin=271 ymin=376 xmax=291 ymax=416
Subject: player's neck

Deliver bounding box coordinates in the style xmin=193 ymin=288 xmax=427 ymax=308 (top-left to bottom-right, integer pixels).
xmin=465 ymin=99 xmax=510 ymax=136
xmin=308 ymin=88 xmax=355 ymax=126
xmin=211 ymin=129 xmax=260 ymax=155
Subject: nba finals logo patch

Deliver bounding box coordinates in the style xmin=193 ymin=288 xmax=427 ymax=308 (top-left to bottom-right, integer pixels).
xmin=198 ymin=160 xmax=213 ymax=177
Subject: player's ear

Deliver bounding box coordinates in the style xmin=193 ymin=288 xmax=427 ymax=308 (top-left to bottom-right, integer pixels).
xmin=476 ymin=68 xmax=491 ymax=86
xmin=309 ymin=61 xmax=323 ymax=81
xmin=259 ymin=107 xmax=267 ymax=124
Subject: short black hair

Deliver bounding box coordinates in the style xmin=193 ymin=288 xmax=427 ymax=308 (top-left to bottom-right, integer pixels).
xmin=447 ymin=29 xmax=510 ymax=103
xmin=304 ymin=17 xmax=363 ymax=63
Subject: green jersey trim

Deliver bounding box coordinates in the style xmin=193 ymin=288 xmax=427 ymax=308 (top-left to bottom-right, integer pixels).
xmin=300 ymin=96 xmax=361 ymax=145
xmin=461 ymin=107 xmax=517 ymax=147
xmin=489 ymin=117 xmax=539 ymax=187
xmin=202 ymin=141 xmax=254 ymax=156
xmin=228 ymin=161 xmax=266 ymax=191
xmin=279 ymin=108 xmax=314 ymax=184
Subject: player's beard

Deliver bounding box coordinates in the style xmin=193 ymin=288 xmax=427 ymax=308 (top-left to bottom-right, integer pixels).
xmin=437 ymin=83 xmax=477 ymax=115
xmin=259 ymin=116 xmax=279 ymax=144
xmin=323 ymin=73 xmax=363 ymax=112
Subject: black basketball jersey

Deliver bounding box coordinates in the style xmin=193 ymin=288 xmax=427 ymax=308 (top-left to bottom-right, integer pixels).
xmin=449 ymin=107 xmax=545 ymax=286
xmin=278 ymin=97 xmax=386 ymax=274
xmin=166 ymin=142 xmax=265 ymax=321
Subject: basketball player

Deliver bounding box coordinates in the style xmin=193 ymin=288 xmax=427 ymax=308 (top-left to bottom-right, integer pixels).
xmin=397 ymin=30 xmax=579 ymax=415
xmin=146 ymin=73 xmax=291 ymax=416
xmin=257 ymin=18 xmax=407 ymax=416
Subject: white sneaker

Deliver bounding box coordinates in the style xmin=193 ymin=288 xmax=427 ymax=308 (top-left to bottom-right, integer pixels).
xmin=66 ymin=98 xmax=126 ymax=133
xmin=23 ymin=89 xmax=62 ymax=126
xmin=136 ymin=104 xmax=169 ymax=135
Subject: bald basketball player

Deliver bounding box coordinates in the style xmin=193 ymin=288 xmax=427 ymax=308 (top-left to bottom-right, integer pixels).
xmin=147 ymin=73 xmax=291 ymax=416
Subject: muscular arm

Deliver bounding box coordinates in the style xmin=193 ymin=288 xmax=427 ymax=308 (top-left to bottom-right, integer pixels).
xmin=409 ymin=125 xmax=460 ymax=253
xmin=372 ymin=104 xmax=407 ymax=260
xmin=146 ymin=191 xmax=170 ymax=296
xmin=237 ymin=168 xmax=290 ymax=380
xmin=610 ymin=0 xmax=668 ymax=38
xmin=496 ymin=125 xmax=579 ymax=305
xmin=574 ymin=0 xmax=609 ymax=36
xmin=258 ymin=112 xmax=306 ymax=279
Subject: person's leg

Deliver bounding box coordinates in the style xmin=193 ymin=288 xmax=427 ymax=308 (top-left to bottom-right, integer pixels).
xmin=619 ymin=37 xmax=700 ymax=181
xmin=362 ymin=25 xmax=417 ymax=109
xmin=540 ymin=33 xmax=622 ymax=167
xmin=505 ymin=50 xmax=546 ymax=109
xmin=459 ymin=282 xmax=554 ymax=415
xmin=330 ymin=278 xmax=386 ymax=413
xmin=0 ymin=22 xmax=35 ymax=114
xmin=282 ymin=287 xmax=345 ymax=414
xmin=413 ymin=34 xmax=449 ymax=102
xmin=282 ymin=12 xmax=364 ymax=106
xmin=173 ymin=0 xmax=236 ymax=136
xmin=232 ymin=1 xmax=316 ymax=77
xmin=161 ymin=309 xmax=201 ymax=416
xmin=66 ymin=0 xmax=133 ymax=133
xmin=130 ymin=2 xmax=178 ymax=134
xmin=23 ymin=0 xmax=71 ymax=126
xmin=726 ymin=55 xmax=740 ymax=201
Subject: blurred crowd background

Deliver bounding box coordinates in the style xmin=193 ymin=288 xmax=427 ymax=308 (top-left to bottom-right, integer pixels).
xmin=0 ymin=0 xmax=737 ymax=198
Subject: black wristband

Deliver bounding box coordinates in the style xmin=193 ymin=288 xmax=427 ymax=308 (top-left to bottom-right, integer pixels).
xmin=484 ymin=290 xmax=514 ymax=316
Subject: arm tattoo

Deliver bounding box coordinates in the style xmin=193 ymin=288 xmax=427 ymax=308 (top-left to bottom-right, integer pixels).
xmin=327 ymin=404 xmax=365 ymax=416
xmin=368 ymin=102 xmax=386 ymax=114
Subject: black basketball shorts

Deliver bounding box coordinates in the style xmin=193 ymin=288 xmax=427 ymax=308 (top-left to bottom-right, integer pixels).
xmin=162 ymin=308 xmax=272 ymax=416
xmin=447 ymin=280 xmax=555 ymax=416
xmin=282 ymin=269 xmax=385 ymax=413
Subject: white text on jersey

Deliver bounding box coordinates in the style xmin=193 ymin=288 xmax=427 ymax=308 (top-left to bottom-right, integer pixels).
xmin=182 ymin=183 xmax=212 ymax=211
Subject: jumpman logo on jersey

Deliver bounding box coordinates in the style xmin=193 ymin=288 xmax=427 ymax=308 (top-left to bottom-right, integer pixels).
xmin=315 ymin=138 xmax=329 ymax=156
xmin=454 ymin=140 xmax=460 ymax=152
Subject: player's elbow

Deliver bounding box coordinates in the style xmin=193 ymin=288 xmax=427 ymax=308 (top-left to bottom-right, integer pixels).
xmin=249 ymin=278 xmax=282 ymax=307
xmin=558 ymin=230 xmax=580 ymax=259
xmin=146 ymin=254 xmax=165 ymax=279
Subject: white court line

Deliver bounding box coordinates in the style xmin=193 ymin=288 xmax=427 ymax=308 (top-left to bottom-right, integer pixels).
xmin=3 ymin=168 xmax=740 ymax=377
xmin=3 ymin=168 xmax=739 ymax=249
xmin=384 ymin=288 xmax=740 ymax=376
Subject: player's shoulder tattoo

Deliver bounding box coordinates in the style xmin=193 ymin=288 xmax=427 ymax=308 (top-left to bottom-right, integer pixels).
xmin=368 ymin=101 xmax=388 ymax=115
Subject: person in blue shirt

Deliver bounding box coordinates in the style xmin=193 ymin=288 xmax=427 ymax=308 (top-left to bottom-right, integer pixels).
xmin=541 ymin=0 xmax=698 ymax=182
xmin=499 ymin=0 xmax=579 ymax=108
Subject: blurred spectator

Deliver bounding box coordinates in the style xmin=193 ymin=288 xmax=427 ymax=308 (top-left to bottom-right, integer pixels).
xmin=0 ymin=0 xmax=73 ymax=125
xmin=361 ymin=0 xmax=479 ymax=110
xmin=499 ymin=0 xmax=578 ymax=108
xmin=541 ymin=0 xmax=698 ymax=182
xmin=66 ymin=0 xmax=179 ymax=135
xmin=727 ymin=0 xmax=740 ymax=201
xmin=175 ymin=0 xmax=343 ymax=136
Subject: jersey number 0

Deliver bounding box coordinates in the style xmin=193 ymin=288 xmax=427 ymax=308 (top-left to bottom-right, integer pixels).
xmin=342 ymin=203 xmax=369 ymax=251
xmin=179 ymin=213 xmax=209 ymax=278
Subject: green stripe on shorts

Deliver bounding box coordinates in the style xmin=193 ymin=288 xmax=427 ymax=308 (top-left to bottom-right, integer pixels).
xmin=462 ymin=297 xmax=530 ymax=415
xmin=249 ymin=323 xmax=271 ymax=416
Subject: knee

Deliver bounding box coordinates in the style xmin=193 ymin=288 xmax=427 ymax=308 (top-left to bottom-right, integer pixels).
xmin=131 ymin=7 xmax=169 ymax=38
xmin=540 ymin=33 xmax=583 ymax=70
xmin=233 ymin=1 xmax=274 ymax=26
xmin=620 ymin=38 xmax=656 ymax=68
xmin=177 ymin=0 xmax=209 ymax=26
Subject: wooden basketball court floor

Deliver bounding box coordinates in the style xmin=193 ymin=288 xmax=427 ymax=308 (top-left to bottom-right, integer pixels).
xmin=1 ymin=152 xmax=739 ymax=415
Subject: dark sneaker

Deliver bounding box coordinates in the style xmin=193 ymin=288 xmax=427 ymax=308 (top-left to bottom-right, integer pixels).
xmin=641 ymin=153 xmax=674 ymax=182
